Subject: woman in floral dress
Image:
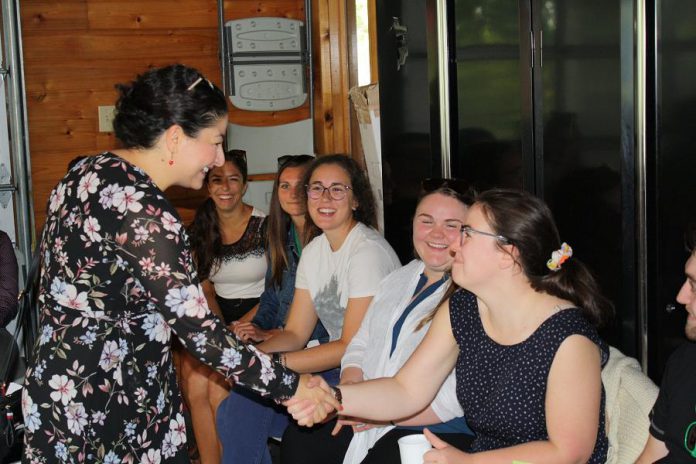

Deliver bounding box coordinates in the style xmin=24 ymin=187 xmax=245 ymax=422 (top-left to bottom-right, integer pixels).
xmin=21 ymin=64 xmax=333 ymax=464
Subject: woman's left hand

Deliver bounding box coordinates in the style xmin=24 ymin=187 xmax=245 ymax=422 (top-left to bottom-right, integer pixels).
xmin=423 ymin=428 xmax=470 ymax=463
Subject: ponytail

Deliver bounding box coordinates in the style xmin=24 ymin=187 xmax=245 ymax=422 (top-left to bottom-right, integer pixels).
xmin=476 ymin=188 xmax=614 ymax=328
xmin=530 ymin=258 xmax=613 ymax=328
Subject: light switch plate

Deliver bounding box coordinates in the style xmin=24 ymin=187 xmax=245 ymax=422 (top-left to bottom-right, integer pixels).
xmin=98 ymin=105 xmax=116 ymax=132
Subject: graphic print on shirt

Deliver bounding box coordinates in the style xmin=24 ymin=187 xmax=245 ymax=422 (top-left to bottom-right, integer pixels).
xmin=685 ymin=418 xmax=696 ymax=458
xmin=313 ymin=275 xmax=343 ymax=340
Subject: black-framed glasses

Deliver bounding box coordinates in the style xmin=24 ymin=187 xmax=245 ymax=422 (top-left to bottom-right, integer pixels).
xmin=460 ymin=225 xmax=511 ymax=244
xmin=277 ymin=154 xmax=315 ymax=169
xmin=306 ymin=183 xmax=353 ymax=201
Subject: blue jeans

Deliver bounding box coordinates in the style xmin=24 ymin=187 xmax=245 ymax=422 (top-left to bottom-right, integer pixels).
xmin=217 ymin=387 xmax=289 ymax=464
xmin=217 ymin=368 xmax=340 ymax=464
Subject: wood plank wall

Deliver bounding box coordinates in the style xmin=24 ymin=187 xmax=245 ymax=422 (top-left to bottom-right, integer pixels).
xmin=21 ymin=0 xmax=352 ymax=231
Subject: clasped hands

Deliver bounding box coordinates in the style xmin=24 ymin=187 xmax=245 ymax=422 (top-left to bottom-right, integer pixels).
xmin=284 ymin=374 xmax=341 ymax=427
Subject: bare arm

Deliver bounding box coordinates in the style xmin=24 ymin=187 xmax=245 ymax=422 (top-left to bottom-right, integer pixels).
xmin=257 ymin=288 xmax=318 ymax=353
xmin=201 ymin=279 xmax=223 ymax=319
xmin=423 ymin=334 xmax=605 ymax=464
xmin=635 ymin=435 xmax=669 ymax=463
xmin=282 ymin=295 xmax=373 ymax=373
xmin=238 ymin=303 xmax=258 ymax=323
xmin=336 ymin=300 xmax=459 ymax=421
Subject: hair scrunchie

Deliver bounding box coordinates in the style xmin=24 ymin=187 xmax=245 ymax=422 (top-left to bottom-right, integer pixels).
xmin=547 ymin=242 xmax=572 ymax=272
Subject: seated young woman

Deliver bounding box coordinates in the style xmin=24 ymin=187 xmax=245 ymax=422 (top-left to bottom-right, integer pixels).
xmin=290 ymin=188 xmax=613 ymax=464
xmin=219 ymin=154 xmax=400 ymax=464
xmin=283 ymin=180 xmax=477 ymax=464
xmin=216 ymin=154 xmax=328 ymax=464
xmin=231 ymin=154 xmax=328 ymax=345
xmin=180 ymin=149 xmax=267 ymax=463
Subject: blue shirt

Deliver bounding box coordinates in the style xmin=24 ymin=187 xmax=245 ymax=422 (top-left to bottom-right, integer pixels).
xmin=252 ymin=226 xmax=328 ymax=342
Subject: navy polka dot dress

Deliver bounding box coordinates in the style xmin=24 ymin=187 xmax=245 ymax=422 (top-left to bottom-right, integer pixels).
xmin=450 ymin=289 xmax=608 ymax=462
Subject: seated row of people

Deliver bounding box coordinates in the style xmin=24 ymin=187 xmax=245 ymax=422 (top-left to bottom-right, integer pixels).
xmin=21 ymin=64 xmax=692 ymax=464
xmin=189 ymin=147 xmax=695 ymax=464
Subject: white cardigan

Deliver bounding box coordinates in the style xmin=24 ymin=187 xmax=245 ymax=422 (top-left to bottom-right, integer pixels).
xmin=341 ymin=259 xmax=463 ymax=464
xmin=601 ymin=346 xmax=658 ymax=464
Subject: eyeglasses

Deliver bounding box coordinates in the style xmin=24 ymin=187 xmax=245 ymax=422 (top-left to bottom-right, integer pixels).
xmin=306 ymin=183 xmax=353 ymax=201
xmin=277 ymin=154 xmax=315 ymax=169
xmin=460 ymin=225 xmax=511 ymax=244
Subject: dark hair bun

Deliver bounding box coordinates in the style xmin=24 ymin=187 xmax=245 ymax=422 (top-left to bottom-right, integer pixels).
xmin=113 ymin=64 xmax=227 ymax=149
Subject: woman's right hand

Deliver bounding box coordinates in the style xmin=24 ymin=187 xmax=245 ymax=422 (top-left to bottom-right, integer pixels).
xmin=232 ymin=321 xmax=272 ymax=343
xmin=285 ymin=374 xmax=340 ymax=426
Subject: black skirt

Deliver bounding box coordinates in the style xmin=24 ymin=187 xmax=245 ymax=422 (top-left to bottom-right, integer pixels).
xmin=215 ymin=295 xmax=260 ymax=324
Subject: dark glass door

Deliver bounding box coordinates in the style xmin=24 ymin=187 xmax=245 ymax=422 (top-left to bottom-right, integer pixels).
xmin=376 ymin=0 xmax=442 ymax=261
xmin=450 ymin=0 xmax=637 ymax=356
xmin=537 ymin=0 xmax=635 ymax=354
xmin=450 ymin=0 xmax=531 ymax=191
xmin=647 ymin=0 xmax=696 ymax=380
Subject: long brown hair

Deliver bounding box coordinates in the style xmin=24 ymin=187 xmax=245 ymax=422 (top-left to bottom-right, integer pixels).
xmin=187 ymin=150 xmax=248 ymax=279
xmin=267 ymin=155 xmax=317 ymax=287
xmin=301 ymin=154 xmax=378 ymax=240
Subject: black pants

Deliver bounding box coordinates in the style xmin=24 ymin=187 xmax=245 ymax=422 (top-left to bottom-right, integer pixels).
xmin=216 ymin=295 xmax=259 ymax=324
xmin=280 ymin=417 xmax=353 ymax=464
xmin=361 ymin=428 xmax=474 ymax=464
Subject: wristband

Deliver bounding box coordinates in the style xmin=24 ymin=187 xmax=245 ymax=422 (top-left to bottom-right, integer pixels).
xmin=272 ymin=352 xmax=287 ymax=368
xmin=331 ymin=386 xmax=343 ymax=405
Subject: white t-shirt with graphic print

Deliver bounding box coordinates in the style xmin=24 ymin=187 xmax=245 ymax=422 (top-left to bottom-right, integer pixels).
xmin=295 ymin=222 xmax=401 ymax=341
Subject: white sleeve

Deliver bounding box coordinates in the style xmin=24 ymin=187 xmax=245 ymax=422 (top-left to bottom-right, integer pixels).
xmin=347 ymin=243 xmax=398 ymax=298
xmin=341 ymin=298 xmax=375 ymax=371
xmin=430 ymin=368 xmax=464 ymax=422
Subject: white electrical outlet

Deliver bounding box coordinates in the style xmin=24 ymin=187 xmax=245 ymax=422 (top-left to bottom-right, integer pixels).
xmin=98 ymin=105 xmax=117 ymax=132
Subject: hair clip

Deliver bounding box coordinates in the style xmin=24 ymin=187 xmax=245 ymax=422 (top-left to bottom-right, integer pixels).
xmin=187 ymin=77 xmax=203 ymax=91
xmin=547 ymin=242 xmax=572 ymax=272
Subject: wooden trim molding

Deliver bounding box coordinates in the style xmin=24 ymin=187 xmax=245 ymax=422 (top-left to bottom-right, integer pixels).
xmin=312 ymin=0 xmax=351 ymax=155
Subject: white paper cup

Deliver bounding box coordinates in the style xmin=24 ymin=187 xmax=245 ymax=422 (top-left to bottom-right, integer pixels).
xmin=398 ymin=433 xmax=432 ymax=464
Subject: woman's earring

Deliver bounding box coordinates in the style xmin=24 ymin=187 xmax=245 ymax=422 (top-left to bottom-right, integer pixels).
xmin=168 ymin=154 xmax=174 ymax=166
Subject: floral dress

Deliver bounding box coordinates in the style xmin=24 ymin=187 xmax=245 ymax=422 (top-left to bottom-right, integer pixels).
xmin=21 ymin=153 xmax=298 ymax=464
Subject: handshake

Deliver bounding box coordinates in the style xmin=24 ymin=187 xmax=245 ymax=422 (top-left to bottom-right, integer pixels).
xmin=285 ymin=374 xmax=342 ymax=427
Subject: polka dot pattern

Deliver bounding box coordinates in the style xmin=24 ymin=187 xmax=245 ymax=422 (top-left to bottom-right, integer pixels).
xmin=450 ymin=289 xmax=609 ymax=462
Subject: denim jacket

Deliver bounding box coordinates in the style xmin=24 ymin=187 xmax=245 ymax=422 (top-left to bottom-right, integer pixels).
xmin=252 ymin=228 xmax=329 ymax=343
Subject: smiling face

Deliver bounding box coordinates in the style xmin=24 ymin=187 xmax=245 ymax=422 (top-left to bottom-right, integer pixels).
xmin=207 ymin=160 xmax=246 ymax=213
xmin=278 ymin=165 xmax=307 ymax=219
xmin=449 ymin=203 xmax=509 ymax=291
xmin=676 ymin=252 xmax=696 ymax=341
xmin=176 ymin=116 xmax=227 ymax=189
xmin=413 ymin=193 xmax=468 ymax=279
xmin=306 ymin=163 xmax=357 ymax=235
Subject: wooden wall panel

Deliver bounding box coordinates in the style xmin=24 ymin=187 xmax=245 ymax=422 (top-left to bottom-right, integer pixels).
xmin=21 ymin=1 xmax=89 ymax=31
xmin=87 ymin=1 xmax=219 ymax=29
xmin=21 ymin=0 xmax=352 ymax=230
